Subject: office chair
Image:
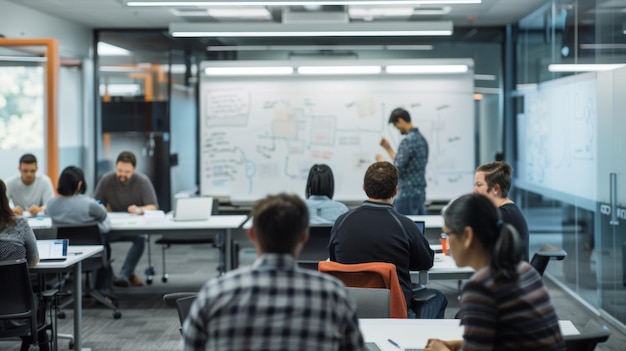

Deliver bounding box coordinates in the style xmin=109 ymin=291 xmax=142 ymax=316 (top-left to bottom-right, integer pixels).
xmin=318 ymin=261 xmax=408 ymax=318
xmin=530 ymin=244 xmax=567 ymax=276
xmin=162 ymin=292 xmax=197 ymax=308
xmin=33 ymin=227 xmax=58 ymax=240
xmin=162 ymin=292 xmax=198 ymax=334
xmin=55 ymin=223 xmax=122 ymax=319
xmin=564 ymin=320 xmax=611 ymax=351
xmin=155 ymin=198 xmax=220 ymax=282
xmin=296 ymin=225 xmax=333 ymax=270
xmin=0 ymin=259 xmax=57 ymax=351
xmin=345 ymin=287 xmax=391 ymax=318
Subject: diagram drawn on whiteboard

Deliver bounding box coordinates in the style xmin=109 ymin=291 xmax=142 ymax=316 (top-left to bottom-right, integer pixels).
xmin=201 ymin=78 xmax=474 ymax=202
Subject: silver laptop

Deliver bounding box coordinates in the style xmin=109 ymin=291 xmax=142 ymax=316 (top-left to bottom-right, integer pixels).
xmin=37 ymin=239 xmax=69 ymax=261
xmin=173 ymin=197 xmax=213 ymax=221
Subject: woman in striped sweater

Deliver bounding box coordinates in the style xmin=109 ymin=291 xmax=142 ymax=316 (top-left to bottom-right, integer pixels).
xmin=425 ymin=193 xmax=565 ymax=351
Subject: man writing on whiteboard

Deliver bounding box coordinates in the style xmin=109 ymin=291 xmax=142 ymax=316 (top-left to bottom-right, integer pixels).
xmin=376 ymin=107 xmax=429 ymax=215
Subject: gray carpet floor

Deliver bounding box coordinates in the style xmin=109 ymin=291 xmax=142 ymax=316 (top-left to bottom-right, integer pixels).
xmin=1 ymin=238 xmax=625 ymax=350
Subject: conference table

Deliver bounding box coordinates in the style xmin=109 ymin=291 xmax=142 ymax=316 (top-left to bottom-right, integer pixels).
xmin=31 ymin=245 xmax=103 ymax=351
xmin=108 ymin=212 xmax=248 ymax=273
xmin=359 ymin=318 xmax=579 ymax=351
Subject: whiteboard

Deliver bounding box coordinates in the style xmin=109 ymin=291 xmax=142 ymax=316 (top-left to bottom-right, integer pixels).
xmin=517 ymin=73 xmax=597 ymax=201
xmin=199 ymin=72 xmax=475 ymax=203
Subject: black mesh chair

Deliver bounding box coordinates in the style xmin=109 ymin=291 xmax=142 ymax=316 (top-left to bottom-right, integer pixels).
xmin=162 ymin=292 xmax=197 ymax=334
xmin=530 ymin=244 xmax=567 ymax=276
xmin=56 ymin=223 xmax=121 ymax=319
xmin=564 ymin=320 xmax=611 ymax=351
xmin=0 ymin=259 xmax=57 ymax=351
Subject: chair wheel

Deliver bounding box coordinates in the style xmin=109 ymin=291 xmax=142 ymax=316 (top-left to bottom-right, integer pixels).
xmin=145 ymin=266 xmax=155 ymax=276
xmin=58 ymin=311 xmax=66 ymax=319
xmin=146 ymin=276 xmax=153 ymax=285
xmin=69 ymin=341 xmax=74 ymax=349
xmin=113 ymin=311 xmax=122 ymax=319
xmin=162 ymin=276 xmax=168 ymax=283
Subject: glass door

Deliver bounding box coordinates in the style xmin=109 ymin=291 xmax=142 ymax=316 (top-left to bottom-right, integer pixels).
xmin=594 ymin=67 xmax=626 ymax=325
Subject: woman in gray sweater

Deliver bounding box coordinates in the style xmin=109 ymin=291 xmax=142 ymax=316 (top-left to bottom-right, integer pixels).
xmin=0 ymin=178 xmax=39 ymax=265
xmin=45 ymin=166 xmax=111 ymax=233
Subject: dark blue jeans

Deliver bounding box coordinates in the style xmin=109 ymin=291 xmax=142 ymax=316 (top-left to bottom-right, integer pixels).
xmin=394 ymin=191 xmax=426 ymax=215
xmin=407 ymin=286 xmax=448 ymax=319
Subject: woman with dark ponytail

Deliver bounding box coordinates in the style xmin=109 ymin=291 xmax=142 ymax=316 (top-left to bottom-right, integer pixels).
xmin=425 ymin=193 xmax=565 ymax=351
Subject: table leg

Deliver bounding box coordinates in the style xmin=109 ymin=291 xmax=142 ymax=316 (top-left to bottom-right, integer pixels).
xmin=224 ymin=229 xmax=232 ymax=272
xmin=418 ymin=270 xmax=429 ymax=285
xmin=73 ymin=261 xmax=82 ymax=350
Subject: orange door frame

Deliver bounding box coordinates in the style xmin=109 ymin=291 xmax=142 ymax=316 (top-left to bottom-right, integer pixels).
xmin=0 ymin=38 xmax=59 ymax=188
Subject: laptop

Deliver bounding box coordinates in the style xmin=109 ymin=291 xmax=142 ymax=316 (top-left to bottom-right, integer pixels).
xmin=414 ymin=220 xmax=425 ymax=234
xmin=36 ymin=239 xmax=69 ymax=261
xmin=173 ymin=197 xmax=214 ymax=221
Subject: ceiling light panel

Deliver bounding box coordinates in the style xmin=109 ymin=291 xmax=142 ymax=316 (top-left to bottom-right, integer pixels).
xmin=297 ymin=65 xmax=382 ymax=74
xmin=170 ymin=22 xmax=453 ymax=37
xmin=548 ymin=64 xmax=626 ymax=72
xmin=127 ymin=1 xmax=481 ymax=6
xmin=204 ymin=66 xmax=294 ymax=75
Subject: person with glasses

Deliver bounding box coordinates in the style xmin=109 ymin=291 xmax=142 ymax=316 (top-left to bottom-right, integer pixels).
xmin=425 ymin=193 xmax=564 ymax=351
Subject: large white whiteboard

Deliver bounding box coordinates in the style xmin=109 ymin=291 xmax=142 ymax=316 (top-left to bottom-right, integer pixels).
xmin=517 ymin=73 xmax=597 ymax=202
xmin=200 ymin=72 xmax=475 ymax=203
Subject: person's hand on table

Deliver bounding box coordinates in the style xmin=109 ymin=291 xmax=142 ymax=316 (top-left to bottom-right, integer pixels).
xmin=28 ymin=205 xmax=42 ymax=216
xmin=13 ymin=206 xmax=24 ymax=216
xmin=128 ymin=205 xmax=144 ymax=215
xmin=424 ymin=339 xmax=461 ymax=351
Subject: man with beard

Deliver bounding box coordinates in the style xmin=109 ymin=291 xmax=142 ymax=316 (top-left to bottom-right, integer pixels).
xmin=94 ymin=151 xmax=158 ymax=287
xmin=376 ymin=107 xmax=429 ymax=215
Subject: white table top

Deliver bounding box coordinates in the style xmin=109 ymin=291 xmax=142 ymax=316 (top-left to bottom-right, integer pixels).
xmin=359 ymin=319 xmax=578 ymax=351
xmin=31 ymin=245 xmax=103 ymax=270
xmin=108 ymin=212 xmax=248 ymax=230
xmin=243 ymin=215 xmax=444 ymax=230
xmin=428 ymin=253 xmax=474 ymax=275
xmin=27 ymin=216 xmax=52 ymax=229
xmin=410 ymin=254 xmax=474 ymax=284
xmin=406 ymin=215 xmax=444 ymax=229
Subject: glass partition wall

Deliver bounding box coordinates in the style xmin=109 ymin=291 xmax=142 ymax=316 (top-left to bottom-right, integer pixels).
xmin=515 ymin=0 xmax=626 ymax=328
xmin=95 ymin=31 xmax=202 ymax=212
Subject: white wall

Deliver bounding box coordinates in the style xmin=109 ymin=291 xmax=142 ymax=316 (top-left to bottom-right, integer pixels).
xmin=0 ymin=0 xmax=95 ymax=185
xmin=0 ymin=0 xmax=92 ymax=58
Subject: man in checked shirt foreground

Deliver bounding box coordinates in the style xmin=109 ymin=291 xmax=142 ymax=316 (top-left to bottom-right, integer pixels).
xmin=182 ymin=193 xmax=365 ymax=351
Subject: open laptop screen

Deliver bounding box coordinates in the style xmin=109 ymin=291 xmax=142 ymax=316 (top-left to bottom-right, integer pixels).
xmin=414 ymin=220 xmax=425 ymax=234
xmin=174 ymin=197 xmax=214 ymax=221
xmin=37 ymin=239 xmax=69 ymax=261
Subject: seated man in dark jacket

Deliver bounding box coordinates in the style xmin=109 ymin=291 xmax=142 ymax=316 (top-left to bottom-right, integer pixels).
xmin=329 ymin=161 xmax=447 ymax=318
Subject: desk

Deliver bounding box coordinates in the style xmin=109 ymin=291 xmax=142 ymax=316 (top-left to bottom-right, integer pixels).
xmin=406 ymin=215 xmax=443 ymax=229
xmin=31 ymin=245 xmax=103 ymax=351
xmin=109 ymin=213 xmax=248 ymax=272
xmin=411 ymin=254 xmax=474 ymax=285
xmin=359 ymin=319 xmax=578 ymax=351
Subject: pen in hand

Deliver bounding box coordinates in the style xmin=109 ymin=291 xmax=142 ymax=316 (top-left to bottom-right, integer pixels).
xmin=388 ymin=338 xmax=400 ymax=349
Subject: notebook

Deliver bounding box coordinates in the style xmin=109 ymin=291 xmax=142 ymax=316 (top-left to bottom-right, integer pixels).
xmin=173 ymin=197 xmax=214 ymax=221
xmin=37 ymin=239 xmax=69 ymax=261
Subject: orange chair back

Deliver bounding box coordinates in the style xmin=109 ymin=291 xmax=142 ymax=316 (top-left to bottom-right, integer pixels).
xmin=318 ymin=261 xmax=407 ymax=318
